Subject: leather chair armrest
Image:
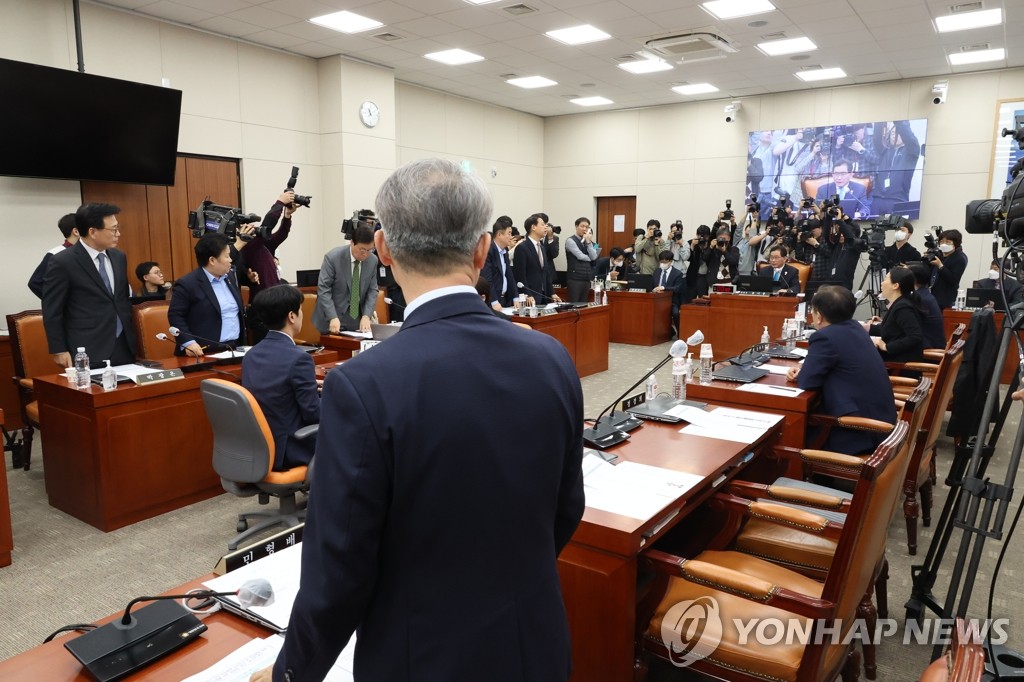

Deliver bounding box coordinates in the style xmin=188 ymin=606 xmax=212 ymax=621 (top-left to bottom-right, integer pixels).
xmin=835 ymin=416 xmax=894 ymax=433
xmin=889 ymin=376 xmax=918 ymax=387
xmin=680 ymin=559 xmax=777 ymax=602
xmin=294 ymin=424 xmax=319 ymax=440
xmin=799 ymin=449 xmax=864 ymax=480
xmin=747 ymin=500 xmax=836 ymax=534
xmin=903 ymin=362 xmax=939 ymax=376
xmin=764 ymin=484 xmax=847 ymax=511
xmin=18 ymin=378 xmax=33 ymax=390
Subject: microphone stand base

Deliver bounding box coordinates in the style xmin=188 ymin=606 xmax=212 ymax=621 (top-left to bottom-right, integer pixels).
xmin=583 ymin=423 xmax=630 ymax=450
xmin=606 ymin=412 xmax=644 ymax=433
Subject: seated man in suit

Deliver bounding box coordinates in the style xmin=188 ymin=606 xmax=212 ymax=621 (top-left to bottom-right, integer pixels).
xmin=757 ymin=245 xmax=802 ymax=295
xmin=974 ymin=259 xmax=1024 ymax=308
xmin=481 ymin=217 xmax=517 ymax=309
xmin=242 ymin=284 xmax=320 ymax=471
xmin=814 ymin=160 xmax=871 ymax=217
xmin=168 ymin=233 xmax=246 ymax=356
xmin=787 ymin=285 xmax=895 ymax=454
xmin=653 ymin=250 xmax=685 ymax=338
xmin=312 ymin=223 xmax=379 ymax=334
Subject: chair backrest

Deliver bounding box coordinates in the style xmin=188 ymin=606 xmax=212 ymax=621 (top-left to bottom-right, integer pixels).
xmin=375 ymin=289 xmax=389 ymax=324
xmin=787 ymin=259 xmax=811 ymax=292
xmin=6 ymin=310 xmax=54 ymax=381
xmin=200 ymin=378 xmax=275 ymax=484
xmin=131 ymin=301 xmax=174 ymax=360
xmin=918 ymin=340 xmax=965 ymax=452
xmin=294 ymin=293 xmax=320 ymax=345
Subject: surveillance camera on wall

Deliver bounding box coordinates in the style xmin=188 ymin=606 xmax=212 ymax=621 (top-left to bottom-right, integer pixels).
xmin=932 ymin=81 xmax=948 ymax=105
xmin=724 ymin=100 xmax=742 ymax=123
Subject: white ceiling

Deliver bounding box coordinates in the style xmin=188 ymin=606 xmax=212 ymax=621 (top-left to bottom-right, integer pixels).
xmin=90 ymin=0 xmax=1022 ymax=117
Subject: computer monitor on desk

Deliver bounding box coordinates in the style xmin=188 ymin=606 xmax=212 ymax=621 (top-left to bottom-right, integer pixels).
xmin=965 ymin=287 xmax=1006 ymax=311
xmin=626 ymin=273 xmax=653 ymax=292
xmin=735 ymin=274 xmax=773 ymax=295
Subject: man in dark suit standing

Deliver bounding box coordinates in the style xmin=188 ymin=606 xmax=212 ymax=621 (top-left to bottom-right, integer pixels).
xmin=168 ymin=234 xmax=246 ymax=356
xmin=242 ymin=285 xmax=319 ymax=471
xmin=513 ymin=213 xmax=562 ymax=305
xmin=312 ymin=223 xmax=379 ymax=333
xmin=653 ymin=250 xmax=685 ymax=337
xmin=42 ymin=203 xmax=136 ymax=367
xmin=787 ymin=285 xmax=895 ymax=454
xmin=253 ymin=158 xmax=585 ymax=682
xmin=814 ymin=160 xmax=871 ymax=217
xmin=757 ymin=245 xmax=802 ymax=294
xmin=481 ymin=217 xmax=517 ymax=309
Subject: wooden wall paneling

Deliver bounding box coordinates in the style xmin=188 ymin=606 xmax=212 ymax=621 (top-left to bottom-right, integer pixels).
xmin=184 ymin=157 xmax=239 ymax=209
xmin=168 ymin=157 xmax=195 ymax=280
xmin=81 ymin=181 xmax=152 ymax=291
xmin=596 ymin=196 xmax=636 ymax=253
xmin=144 ymin=185 xmax=173 ymax=283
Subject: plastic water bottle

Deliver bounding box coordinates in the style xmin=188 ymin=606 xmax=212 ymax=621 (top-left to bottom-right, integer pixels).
xmin=699 ymin=343 xmax=713 ymax=386
xmin=102 ymin=360 xmax=117 ymax=391
xmin=74 ymin=347 xmax=90 ymax=390
xmin=645 ymin=373 xmax=658 ymax=400
xmin=685 ymin=353 xmax=695 ymax=381
xmin=760 ymin=325 xmax=770 ymax=346
xmin=672 ymin=357 xmax=686 ymax=400
xmin=602 ymin=290 xmax=608 ymax=305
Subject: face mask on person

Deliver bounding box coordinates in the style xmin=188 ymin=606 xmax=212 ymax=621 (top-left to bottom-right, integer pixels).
xmin=939 ymin=243 xmax=954 ymax=254
xmin=660 ymin=263 xmax=672 ymax=271
xmin=894 ymin=230 xmax=907 ymax=241
xmin=990 ymin=269 xmax=1001 ymax=280
xmin=613 ymin=260 xmax=624 ymax=268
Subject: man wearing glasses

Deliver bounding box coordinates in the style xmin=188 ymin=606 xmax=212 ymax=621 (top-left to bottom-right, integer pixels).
xmin=814 ymin=160 xmax=871 ymax=217
xmin=42 ymin=203 xmax=137 ymax=367
xmin=313 ymin=223 xmax=379 ymax=334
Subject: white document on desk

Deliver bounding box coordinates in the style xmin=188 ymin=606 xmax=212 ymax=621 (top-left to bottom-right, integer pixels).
xmin=87 ymin=364 xmax=159 ymax=382
xmin=340 ymin=331 xmax=372 ymax=339
xmin=735 ymin=383 xmax=804 ymax=397
xmin=182 ymin=634 xmax=356 ymax=682
xmin=583 ymin=459 xmax=703 ymax=521
xmin=202 ymin=543 xmax=302 ymax=631
xmin=680 ymin=407 xmax=783 ymax=443
xmin=208 ymin=347 xmax=250 ymax=359
xmin=759 ymin=363 xmax=792 ymax=376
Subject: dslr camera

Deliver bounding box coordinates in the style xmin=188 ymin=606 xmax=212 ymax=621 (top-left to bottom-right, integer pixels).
xmin=923 ymin=225 xmax=943 ymax=260
xmin=285 ymin=166 xmax=312 ymax=207
xmin=188 ymin=201 xmax=263 ymax=241
xmin=722 ymin=199 xmax=734 ymax=221
xmin=548 ymin=224 xmax=562 ymax=235
xmin=746 ymin=192 xmax=760 ymax=215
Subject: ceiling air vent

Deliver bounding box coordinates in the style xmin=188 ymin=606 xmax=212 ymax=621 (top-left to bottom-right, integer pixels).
xmin=503 ymin=4 xmax=537 ymax=16
xmin=612 ymin=54 xmax=641 ymax=63
xmin=373 ymin=32 xmax=404 ymax=42
xmin=950 ymin=2 xmax=985 ymax=12
xmin=645 ymin=30 xmax=738 ymax=64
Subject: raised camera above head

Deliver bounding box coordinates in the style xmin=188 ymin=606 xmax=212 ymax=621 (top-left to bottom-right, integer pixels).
xmin=722 ymin=199 xmax=734 ymax=220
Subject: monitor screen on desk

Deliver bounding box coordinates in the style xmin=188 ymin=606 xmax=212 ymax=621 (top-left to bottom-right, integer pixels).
xmin=735 ymin=274 xmax=773 ymax=294
xmin=626 ymin=273 xmax=653 ymax=291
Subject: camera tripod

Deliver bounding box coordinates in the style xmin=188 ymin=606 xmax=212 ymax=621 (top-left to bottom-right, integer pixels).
xmin=855 ymin=262 xmax=885 ymax=318
xmin=903 ymin=299 xmax=1024 ymax=678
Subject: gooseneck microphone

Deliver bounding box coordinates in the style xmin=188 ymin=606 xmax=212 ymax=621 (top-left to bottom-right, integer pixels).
xmin=515 ymin=281 xmax=556 ymax=306
xmin=168 ymin=326 xmax=238 ymax=356
xmin=118 ymin=578 xmax=275 ymax=627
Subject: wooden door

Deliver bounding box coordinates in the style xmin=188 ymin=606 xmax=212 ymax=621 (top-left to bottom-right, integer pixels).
xmin=82 ymin=155 xmax=240 ymax=286
xmin=596 ymin=196 xmax=637 ymax=254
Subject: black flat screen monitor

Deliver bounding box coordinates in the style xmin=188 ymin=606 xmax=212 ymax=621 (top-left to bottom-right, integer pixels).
xmin=965 ymin=287 xmax=1005 ymax=311
xmin=296 ymin=270 xmax=320 ymax=287
xmin=735 ymin=275 xmax=773 ymax=294
xmin=626 ymin=273 xmax=653 ymax=291
xmin=0 ymin=58 xmax=182 ymax=185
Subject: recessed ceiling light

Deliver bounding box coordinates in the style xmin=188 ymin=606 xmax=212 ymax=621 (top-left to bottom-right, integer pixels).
xmin=618 ymin=56 xmax=673 ymax=74
xmin=425 ymin=49 xmax=485 ymax=65
xmin=464 ymin=0 xmax=502 ymax=4
xmin=310 ymin=10 xmax=383 ymax=34
xmin=546 ymin=25 xmax=611 ymax=46
xmin=935 ymin=8 xmax=1002 ymax=33
xmin=672 ymin=83 xmax=719 ymax=95
xmin=507 ymin=75 xmax=557 ymax=88
xmin=949 ymin=47 xmax=1005 ymax=65
xmin=701 ymin=0 xmax=776 ymax=20
xmin=795 ymin=67 xmax=846 ymax=82
xmin=570 ymin=96 xmax=614 ymax=106
xmin=757 ymin=36 xmax=817 ymax=56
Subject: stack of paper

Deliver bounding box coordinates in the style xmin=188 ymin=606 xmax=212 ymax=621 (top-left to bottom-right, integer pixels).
xmin=583 ymin=454 xmax=703 ymax=521
xmin=680 ymin=407 xmax=783 ymax=443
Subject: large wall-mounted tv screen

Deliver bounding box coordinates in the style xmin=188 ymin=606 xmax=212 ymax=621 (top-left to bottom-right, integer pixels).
xmin=0 ymin=58 xmax=182 ymax=185
xmin=746 ymin=119 xmax=928 ymax=220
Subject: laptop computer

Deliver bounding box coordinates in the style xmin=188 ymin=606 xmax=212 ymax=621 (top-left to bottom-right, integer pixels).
xmin=712 ymin=365 xmax=769 ymax=383
xmin=627 ymin=394 xmax=707 ymax=423
xmin=296 ymin=269 xmax=320 ymax=287
xmin=626 ymin=273 xmax=653 ymax=291
xmin=735 ymin=274 xmax=773 ymax=295
xmin=965 ymin=287 xmax=1005 ymax=311
xmin=371 ymin=322 xmax=402 ymax=340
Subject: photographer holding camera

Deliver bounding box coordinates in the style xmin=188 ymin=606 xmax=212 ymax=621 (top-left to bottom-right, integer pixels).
xmin=564 ymin=216 xmax=600 ymax=302
xmin=882 ymin=220 xmax=921 ymax=268
xmin=929 ymin=229 xmax=968 ymax=309
xmin=634 ymin=220 xmax=662 ymax=275
xmin=702 ymin=226 xmax=740 ymax=290
xmin=668 ymin=221 xmax=689 ymax=272
xmin=239 ymin=190 xmax=303 ymax=296
xmin=686 ymin=224 xmax=713 ymax=299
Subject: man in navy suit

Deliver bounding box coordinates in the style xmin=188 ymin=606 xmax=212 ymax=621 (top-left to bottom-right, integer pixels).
xmin=814 ymin=160 xmax=871 ymax=217
xmin=242 ymin=285 xmax=319 ymax=471
xmin=757 ymin=245 xmax=802 ymax=295
xmin=653 ymin=250 xmax=685 ymax=337
xmin=787 ymin=285 xmax=895 ymax=454
xmin=42 ymin=203 xmax=137 ymax=367
xmin=168 ymin=234 xmax=246 ymax=356
xmin=512 ymin=213 xmax=562 ymax=305
xmin=481 ymin=217 xmax=517 ymax=308
xmin=254 ymin=158 xmax=585 ymax=682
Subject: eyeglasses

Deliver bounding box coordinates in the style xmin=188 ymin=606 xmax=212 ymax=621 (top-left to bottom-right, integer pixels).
xmin=102 ymin=226 xmax=122 ymax=234
xmin=352 ymin=246 xmax=373 ymax=256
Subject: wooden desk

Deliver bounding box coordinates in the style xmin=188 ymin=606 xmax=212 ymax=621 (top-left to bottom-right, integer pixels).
xmin=516 ymin=305 xmax=610 ymax=377
xmin=0 ymin=574 xmax=268 ymax=681
xmin=35 ymin=352 xmax=338 ymax=532
xmin=0 ymin=408 xmax=11 ymax=567
xmin=607 ymin=291 xmax=672 ymax=345
xmin=319 ymin=333 xmax=361 ymax=360
xmin=942 ymin=309 xmax=1020 ymax=384
xmin=0 ymin=336 xmax=24 ymax=431
xmin=679 ymin=294 xmax=799 ymax=359
xmin=560 ymin=418 xmax=781 ymax=682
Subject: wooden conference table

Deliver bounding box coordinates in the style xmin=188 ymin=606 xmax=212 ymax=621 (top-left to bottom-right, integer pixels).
xmin=942 ymin=308 xmax=1020 ymax=384
xmin=679 ymin=293 xmax=800 ymax=359
xmin=553 ymin=286 xmax=673 ymax=346
xmin=321 ymin=304 xmax=611 ymax=377
xmin=33 ymin=350 xmax=338 ymax=532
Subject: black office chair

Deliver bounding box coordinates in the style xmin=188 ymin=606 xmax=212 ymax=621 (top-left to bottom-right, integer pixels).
xmin=200 ymin=378 xmax=315 ymax=550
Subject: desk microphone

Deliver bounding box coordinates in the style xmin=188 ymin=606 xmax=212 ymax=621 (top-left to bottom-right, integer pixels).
xmin=583 ymin=332 xmax=703 ymax=450
xmin=515 ymin=281 xmax=558 ymax=306
xmin=168 ymin=326 xmax=238 ymax=357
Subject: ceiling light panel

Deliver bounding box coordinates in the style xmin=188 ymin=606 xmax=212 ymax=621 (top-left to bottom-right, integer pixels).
xmin=795 ymin=67 xmax=847 ymax=82
xmin=618 ymin=58 xmax=673 ymax=74
xmin=309 ymin=11 xmax=383 ymax=34
xmin=424 ymin=49 xmax=485 ymax=65
xmin=757 ymin=36 xmax=817 ymax=56
xmin=672 ymin=83 xmax=719 ymax=95
xmin=507 ymin=75 xmax=557 ymax=88
xmin=935 ymin=8 xmax=1002 ymax=33
xmin=570 ymin=96 xmax=614 ymax=106
xmin=948 ymin=47 xmax=1005 ymax=65
xmin=701 ymin=0 xmax=776 ymax=21
xmin=546 ymin=25 xmax=611 ymax=46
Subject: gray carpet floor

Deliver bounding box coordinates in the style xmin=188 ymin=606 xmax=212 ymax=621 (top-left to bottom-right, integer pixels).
xmin=2 ymin=341 xmax=1022 ymax=682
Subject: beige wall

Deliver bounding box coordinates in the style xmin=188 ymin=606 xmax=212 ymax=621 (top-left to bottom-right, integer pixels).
xmin=543 ymin=68 xmax=1024 ymax=284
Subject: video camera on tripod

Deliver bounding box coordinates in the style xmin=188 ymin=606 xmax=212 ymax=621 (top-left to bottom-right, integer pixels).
xmin=965 ymin=114 xmax=1024 ymax=242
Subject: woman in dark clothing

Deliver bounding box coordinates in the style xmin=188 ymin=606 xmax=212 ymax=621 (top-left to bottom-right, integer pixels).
xmin=864 ymin=266 xmax=924 ymax=363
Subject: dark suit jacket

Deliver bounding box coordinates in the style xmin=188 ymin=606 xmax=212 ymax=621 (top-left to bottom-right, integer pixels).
xmin=814 ymin=180 xmax=871 ymax=215
xmin=167 ymin=266 xmax=245 ymax=355
xmin=869 ymin=295 xmax=924 ymax=363
xmin=481 ymin=242 xmax=516 ymax=307
xmin=798 ymin=319 xmax=896 ymax=454
xmin=241 ymin=331 xmax=319 ymax=470
xmin=274 ymin=292 xmax=585 ymax=681
xmin=654 ymin=266 xmax=685 ymax=307
xmin=916 ymin=287 xmax=946 ymax=349
xmin=756 ymin=263 xmax=802 ymax=294
xmin=512 ymin=238 xmax=554 ymax=304
xmin=42 ymin=241 xmax=136 ymax=366
xmin=930 ymin=249 xmax=968 ymax=309
xmin=974 ymin=276 xmax=1024 ymax=307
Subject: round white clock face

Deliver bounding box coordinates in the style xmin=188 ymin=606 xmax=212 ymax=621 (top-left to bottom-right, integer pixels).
xmin=359 ymin=100 xmax=380 ymax=128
